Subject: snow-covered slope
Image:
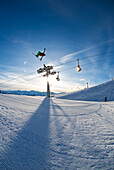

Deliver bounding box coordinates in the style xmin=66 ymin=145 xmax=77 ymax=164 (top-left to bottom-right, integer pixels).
xmin=57 ymin=80 xmax=114 ymax=101
xmin=0 ymin=94 xmax=114 ymax=169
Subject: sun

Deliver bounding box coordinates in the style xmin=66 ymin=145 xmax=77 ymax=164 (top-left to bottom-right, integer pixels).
xmin=40 ymin=75 xmax=57 ymax=87
xmin=47 ymin=75 xmax=57 ymax=85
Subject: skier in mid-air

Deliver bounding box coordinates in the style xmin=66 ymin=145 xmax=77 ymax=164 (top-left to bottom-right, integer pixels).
xmin=33 ymin=48 xmax=46 ymax=61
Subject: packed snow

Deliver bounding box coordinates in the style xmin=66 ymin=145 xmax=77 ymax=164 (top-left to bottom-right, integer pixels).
xmin=0 ymin=81 xmax=114 ymax=169
xmin=57 ymin=80 xmax=114 ymax=102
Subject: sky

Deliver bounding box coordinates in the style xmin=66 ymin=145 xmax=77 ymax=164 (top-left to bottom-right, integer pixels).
xmin=0 ymin=0 xmax=114 ymax=92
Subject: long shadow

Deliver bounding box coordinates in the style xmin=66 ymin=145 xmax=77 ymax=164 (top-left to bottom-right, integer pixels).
xmin=50 ymin=99 xmax=76 ymax=129
xmin=0 ymin=97 xmax=50 ymax=170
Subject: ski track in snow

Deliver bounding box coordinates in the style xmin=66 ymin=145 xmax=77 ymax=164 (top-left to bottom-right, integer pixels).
xmin=0 ymin=94 xmax=114 ymax=170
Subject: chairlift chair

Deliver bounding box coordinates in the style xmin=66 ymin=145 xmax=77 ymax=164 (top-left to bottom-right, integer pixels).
xmin=56 ymin=72 xmax=60 ymax=81
xmin=76 ymin=59 xmax=82 ymax=72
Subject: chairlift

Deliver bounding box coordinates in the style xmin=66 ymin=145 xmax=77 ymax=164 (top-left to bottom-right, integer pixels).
xmin=76 ymin=59 xmax=82 ymax=72
xmin=37 ymin=68 xmax=44 ymax=74
xmin=43 ymin=73 xmax=48 ymax=77
xmin=51 ymin=71 xmax=56 ymax=75
xmin=56 ymin=71 xmax=60 ymax=81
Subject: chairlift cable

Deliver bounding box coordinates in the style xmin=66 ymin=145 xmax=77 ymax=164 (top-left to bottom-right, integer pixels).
xmin=54 ymin=50 xmax=114 ymax=68
xmin=59 ymin=56 xmax=114 ymax=72
xmin=0 ymin=74 xmax=41 ymax=90
xmin=1 ymin=50 xmax=114 ymax=88
xmin=80 ymin=50 xmax=114 ymax=60
xmin=0 ymin=71 xmax=36 ymax=86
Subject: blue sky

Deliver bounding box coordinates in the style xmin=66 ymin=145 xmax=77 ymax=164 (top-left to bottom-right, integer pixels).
xmin=0 ymin=0 xmax=114 ymax=92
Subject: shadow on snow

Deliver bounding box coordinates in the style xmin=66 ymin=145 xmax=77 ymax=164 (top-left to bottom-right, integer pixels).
xmin=0 ymin=97 xmax=50 ymax=170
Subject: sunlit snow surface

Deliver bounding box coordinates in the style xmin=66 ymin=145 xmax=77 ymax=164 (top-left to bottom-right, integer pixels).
xmin=0 ymin=94 xmax=114 ymax=169
xmin=56 ymin=80 xmax=114 ymax=102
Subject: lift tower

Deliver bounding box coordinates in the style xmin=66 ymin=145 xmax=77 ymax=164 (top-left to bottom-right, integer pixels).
xmin=37 ymin=64 xmax=56 ymax=97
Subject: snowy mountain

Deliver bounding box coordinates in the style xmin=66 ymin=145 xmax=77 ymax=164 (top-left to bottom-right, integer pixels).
xmin=57 ymin=80 xmax=114 ymax=101
xmin=1 ymin=90 xmax=65 ymax=97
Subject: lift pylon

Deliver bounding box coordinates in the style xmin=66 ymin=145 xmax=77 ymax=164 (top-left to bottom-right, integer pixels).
xmin=37 ymin=64 xmax=57 ymax=97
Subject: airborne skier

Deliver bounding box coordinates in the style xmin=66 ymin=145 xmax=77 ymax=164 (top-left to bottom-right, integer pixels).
xmin=32 ymin=48 xmax=46 ymax=61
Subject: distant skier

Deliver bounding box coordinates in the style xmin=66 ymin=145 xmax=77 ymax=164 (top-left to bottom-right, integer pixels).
xmin=32 ymin=48 xmax=46 ymax=61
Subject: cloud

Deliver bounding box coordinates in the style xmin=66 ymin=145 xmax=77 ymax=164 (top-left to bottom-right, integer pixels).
xmin=0 ymin=71 xmax=40 ymax=90
xmin=60 ymin=38 xmax=114 ymax=63
xmin=24 ymin=61 xmax=27 ymax=65
xmin=80 ymin=79 xmax=86 ymax=82
xmin=54 ymin=65 xmax=64 ymax=70
xmin=60 ymin=53 xmax=75 ymax=63
xmin=0 ymin=64 xmax=17 ymax=69
xmin=0 ymin=64 xmax=24 ymax=72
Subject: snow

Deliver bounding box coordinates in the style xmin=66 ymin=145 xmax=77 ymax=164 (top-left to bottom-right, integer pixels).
xmin=0 ymin=81 xmax=114 ymax=169
xmin=57 ymin=80 xmax=114 ymax=102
